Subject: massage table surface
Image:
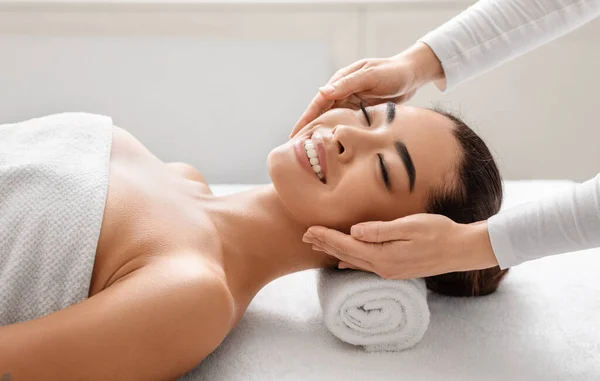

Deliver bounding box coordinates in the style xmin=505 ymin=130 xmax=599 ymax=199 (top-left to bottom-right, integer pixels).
xmin=179 ymin=180 xmax=600 ymax=381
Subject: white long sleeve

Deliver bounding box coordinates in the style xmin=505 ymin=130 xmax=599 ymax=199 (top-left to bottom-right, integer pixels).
xmin=488 ymin=174 xmax=600 ymax=268
xmin=419 ymin=0 xmax=600 ymax=91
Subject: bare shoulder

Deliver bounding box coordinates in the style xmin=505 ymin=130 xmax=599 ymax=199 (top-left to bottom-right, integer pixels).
xmin=166 ymin=162 xmax=212 ymax=194
xmin=166 ymin=162 xmax=207 ymax=184
xmin=158 ymin=255 xmax=235 ymax=324
xmin=126 ymin=256 xmax=236 ymax=350
xmin=0 ymin=255 xmax=235 ymax=381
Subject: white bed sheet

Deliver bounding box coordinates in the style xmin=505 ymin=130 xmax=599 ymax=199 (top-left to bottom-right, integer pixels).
xmin=180 ymin=180 xmax=600 ymax=381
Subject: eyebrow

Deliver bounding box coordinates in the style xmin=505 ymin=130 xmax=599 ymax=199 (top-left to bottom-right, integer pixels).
xmin=386 ymin=101 xmax=396 ymax=124
xmin=394 ymin=140 xmax=416 ymax=193
xmin=384 ymin=102 xmax=415 ymax=192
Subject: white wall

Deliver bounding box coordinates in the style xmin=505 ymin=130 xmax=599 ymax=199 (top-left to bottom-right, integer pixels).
xmin=0 ymin=1 xmax=598 ymax=182
xmin=0 ymin=35 xmax=331 ymax=183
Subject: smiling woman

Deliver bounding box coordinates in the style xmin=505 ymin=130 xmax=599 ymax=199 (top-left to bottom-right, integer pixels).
xmin=274 ymin=102 xmax=508 ymax=296
xmin=270 ymin=102 xmax=465 ymax=229
xmin=0 ymin=106 xmax=505 ymax=379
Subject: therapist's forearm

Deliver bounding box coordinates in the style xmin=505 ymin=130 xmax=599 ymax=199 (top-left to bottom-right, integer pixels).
xmin=488 ymin=174 xmax=600 ymax=269
xmin=418 ymin=0 xmax=600 ymax=91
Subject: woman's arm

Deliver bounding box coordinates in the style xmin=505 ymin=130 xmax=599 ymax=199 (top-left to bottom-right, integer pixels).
xmin=0 ymin=257 xmax=234 ymax=381
xmin=419 ymin=0 xmax=600 ymax=91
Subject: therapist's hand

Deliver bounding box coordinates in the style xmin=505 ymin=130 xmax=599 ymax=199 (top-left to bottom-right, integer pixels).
xmin=290 ymin=42 xmax=445 ymax=138
xmin=302 ymin=214 xmax=499 ymax=280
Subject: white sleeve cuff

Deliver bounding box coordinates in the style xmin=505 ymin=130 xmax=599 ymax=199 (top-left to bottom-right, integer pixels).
xmin=417 ymin=32 xmax=461 ymax=93
xmin=487 ymin=211 xmax=526 ymax=269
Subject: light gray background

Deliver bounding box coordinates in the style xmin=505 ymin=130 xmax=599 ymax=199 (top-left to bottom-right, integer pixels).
xmin=0 ymin=36 xmax=330 ymax=183
xmin=1 ymin=1 xmax=599 ymax=182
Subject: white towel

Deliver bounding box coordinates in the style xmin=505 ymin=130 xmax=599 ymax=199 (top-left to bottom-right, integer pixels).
xmin=0 ymin=112 xmax=113 ymax=325
xmin=316 ymin=268 xmax=430 ymax=352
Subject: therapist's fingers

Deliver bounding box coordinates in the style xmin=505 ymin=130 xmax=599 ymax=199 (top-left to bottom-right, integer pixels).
xmin=292 ymin=69 xmax=376 ymax=134
xmin=306 ymin=234 xmax=375 ymax=272
xmin=320 ymin=70 xmax=375 ymax=101
xmin=329 ymin=93 xmax=365 ymax=110
xmin=338 ymin=261 xmax=366 ymax=271
xmin=324 ymin=59 xmax=369 ymax=88
xmin=292 ymin=62 xmax=373 ymax=136
xmin=291 ymin=64 xmax=365 ymax=136
xmin=291 ymin=92 xmax=334 ymax=138
xmin=304 ymin=226 xmax=378 ymax=259
xmin=350 ymin=217 xmax=420 ymax=243
xmin=330 ymin=92 xmax=411 ymax=111
xmin=388 ymin=88 xmax=418 ymax=105
xmin=292 ymin=60 xmax=370 ymax=135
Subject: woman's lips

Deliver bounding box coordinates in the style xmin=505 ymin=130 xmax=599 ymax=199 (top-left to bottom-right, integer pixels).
xmin=310 ymin=132 xmax=328 ymax=180
xmin=293 ymin=136 xmax=327 ymax=183
xmin=294 ymin=138 xmax=319 ymax=180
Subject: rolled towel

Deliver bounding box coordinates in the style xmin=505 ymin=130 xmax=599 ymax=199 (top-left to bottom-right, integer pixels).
xmin=316 ymin=268 xmax=430 ymax=352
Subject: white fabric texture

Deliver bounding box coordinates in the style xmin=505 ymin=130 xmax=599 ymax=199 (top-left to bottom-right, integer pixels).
xmin=316 ymin=269 xmax=429 ymax=352
xmin=419 ymin=0 xmax=600 ymax=91
xmin=179 ymin=181 xmax=600 ymax=381
xmin=489 ymin=174 xmax=600 ymax=268
xmin=0 ymin=113 xmax=112 ymax=326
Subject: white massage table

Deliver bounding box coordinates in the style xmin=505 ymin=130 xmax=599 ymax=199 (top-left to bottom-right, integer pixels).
xmin=179 ymin=180 xmax=600 ymax=381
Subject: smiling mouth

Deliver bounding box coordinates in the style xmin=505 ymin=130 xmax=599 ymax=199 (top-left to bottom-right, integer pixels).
xmin=303 ymin=139 xmax=326 ymax=183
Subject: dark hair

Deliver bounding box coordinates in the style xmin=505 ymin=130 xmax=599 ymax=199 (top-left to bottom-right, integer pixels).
xmin=424 ymin=108 xmax=509 ymax=297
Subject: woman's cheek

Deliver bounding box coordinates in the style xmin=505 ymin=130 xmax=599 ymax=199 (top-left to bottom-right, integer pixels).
xmin=305 ymin=196 xmax=352 ymax=230
xmin=325 ymin=204 xmax=365 ymax=232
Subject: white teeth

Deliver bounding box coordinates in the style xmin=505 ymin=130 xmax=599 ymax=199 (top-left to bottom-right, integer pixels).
xmin=304 ymin=139 xmax=325 ymax=182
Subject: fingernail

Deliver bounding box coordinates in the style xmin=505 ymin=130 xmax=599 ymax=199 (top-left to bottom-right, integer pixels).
xmin=350 ymin=225 xmax=364 ymax=239
xmin=319 ymin=85 xmax=335 ymax=94
xmin=312 ymin=245 xmax=324 ymax=252
xmin=338 ymin=263 xmax=347 ymax=269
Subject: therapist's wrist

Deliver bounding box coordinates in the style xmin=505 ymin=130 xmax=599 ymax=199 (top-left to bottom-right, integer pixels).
xmin=400 ymin=42 xmax=446 ymax=91
xmin=462 ymin=220 xmax=500 ymax=270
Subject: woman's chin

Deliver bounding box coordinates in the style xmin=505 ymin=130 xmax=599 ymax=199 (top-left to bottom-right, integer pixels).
xmin=266 ymin=148 xmax=288 ymax=187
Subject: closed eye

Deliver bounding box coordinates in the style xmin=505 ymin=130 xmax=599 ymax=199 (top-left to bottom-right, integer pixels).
xmin=360 ymin=101 xmax=371 ymax=126
xmin=377 ymin=153 xmax=391 ymax=190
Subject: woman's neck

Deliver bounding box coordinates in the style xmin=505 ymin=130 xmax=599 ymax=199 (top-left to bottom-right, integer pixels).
xmin=203 ymin=185 xmax=338 ymax=305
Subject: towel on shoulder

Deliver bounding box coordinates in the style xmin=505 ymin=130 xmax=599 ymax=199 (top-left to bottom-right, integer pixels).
xmin=0 ymin=113 xmax=113 ymax=326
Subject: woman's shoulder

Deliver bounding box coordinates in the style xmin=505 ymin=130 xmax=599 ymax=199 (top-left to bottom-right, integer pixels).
xmin=166 ymin=162 xmax=213 ymax=195
xmin=146 ymin=255 xmax=236 ymax=338
xmin=0 ymin=254 xmax=236 ymax=380
xmin=119 ymin=254 xmax=233 ymax=312
xmin=112 ymin=254 xmax=236 ymax=343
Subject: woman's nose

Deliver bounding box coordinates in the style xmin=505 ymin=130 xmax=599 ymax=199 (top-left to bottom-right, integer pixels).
xmin=332 ymin=124 xmax=378 ymax=164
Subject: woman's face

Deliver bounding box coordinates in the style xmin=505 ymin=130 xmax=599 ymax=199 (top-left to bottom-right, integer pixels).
xmin=268 ymin=103 xmax=462 ymax=231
